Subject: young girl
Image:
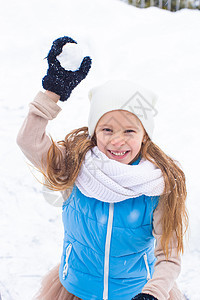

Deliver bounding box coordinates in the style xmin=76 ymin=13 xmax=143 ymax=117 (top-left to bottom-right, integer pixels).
xmin=17 ymin=36 xmax=188 ymax=300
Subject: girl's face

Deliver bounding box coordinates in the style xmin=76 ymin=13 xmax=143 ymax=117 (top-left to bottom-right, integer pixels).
xmin=95 ymin=110 xmax=145 ymax=164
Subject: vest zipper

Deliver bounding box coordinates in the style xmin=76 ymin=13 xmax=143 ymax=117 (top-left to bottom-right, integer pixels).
xmin=143 ymin=253 xmax=151 ymax=281
xmin=103 ymin=203 xmax=114 ymax=300
xmin=63 ymin=243 xmax=72 ymax=280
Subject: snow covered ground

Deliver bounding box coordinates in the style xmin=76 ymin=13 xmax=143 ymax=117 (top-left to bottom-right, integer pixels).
xmin=0 ymin=0 xmax=200 ymax=299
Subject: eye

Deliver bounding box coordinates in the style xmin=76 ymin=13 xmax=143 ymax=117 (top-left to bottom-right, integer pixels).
xmin=124 ymin=129 xmax=135 ymax=133
xmin=103 ymin=128 xmax=112 ymax=132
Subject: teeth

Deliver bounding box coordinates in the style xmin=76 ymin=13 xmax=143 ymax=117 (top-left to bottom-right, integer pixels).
xmin=110 ymin=151 xmax=127 ymax=156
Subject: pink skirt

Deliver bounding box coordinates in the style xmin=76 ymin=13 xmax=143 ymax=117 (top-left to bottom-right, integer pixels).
xmin=33 ymin=264 xmax=185 ymax=300
xmin=33 ymin=264 xmax=82 ymax=300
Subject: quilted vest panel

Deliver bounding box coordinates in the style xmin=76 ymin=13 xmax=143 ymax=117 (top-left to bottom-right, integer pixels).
xmin=59 ymin=185 xmax=159 ymax=300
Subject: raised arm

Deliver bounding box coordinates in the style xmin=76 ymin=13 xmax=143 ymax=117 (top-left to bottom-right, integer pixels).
xmin=16 ymin=91 xmax=62 ymax=170
xmin=17 ymin=35 xmax=92 ymax=170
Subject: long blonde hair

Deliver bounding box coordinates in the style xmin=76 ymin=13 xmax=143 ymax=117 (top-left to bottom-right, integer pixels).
xmin=40 ymin=126 xmax=188 ymax=258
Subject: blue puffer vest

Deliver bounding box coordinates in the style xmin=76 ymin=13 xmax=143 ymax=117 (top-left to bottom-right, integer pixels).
xmin=59 ymin=157 xmax=159 ymax=300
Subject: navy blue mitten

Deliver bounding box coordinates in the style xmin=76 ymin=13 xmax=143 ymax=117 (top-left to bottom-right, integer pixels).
xmin=42 ymin=36 xmax=92 ymax=101
xmin=131 ymin=293 xmax=158 ymax=300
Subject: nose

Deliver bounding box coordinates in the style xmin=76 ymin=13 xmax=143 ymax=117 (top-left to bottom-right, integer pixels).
xmin=110 ymin=132 xmax=125 ymax=146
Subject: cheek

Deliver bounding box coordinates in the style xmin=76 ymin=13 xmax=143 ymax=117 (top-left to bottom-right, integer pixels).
xmin=96 ymin=134 xmax=107 ymax=149
xmin=128 ymin=136 xmax=143 ymax=150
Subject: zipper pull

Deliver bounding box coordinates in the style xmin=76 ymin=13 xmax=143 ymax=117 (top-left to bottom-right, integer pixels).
xmin=63 ymin=244 xmax=72 ymax=280
xmin=143 ymin=253 xmax=151 ymax=281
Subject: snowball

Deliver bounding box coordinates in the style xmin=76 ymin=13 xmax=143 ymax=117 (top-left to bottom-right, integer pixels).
xmin=57 ymin=43 xmax=85 ymax=71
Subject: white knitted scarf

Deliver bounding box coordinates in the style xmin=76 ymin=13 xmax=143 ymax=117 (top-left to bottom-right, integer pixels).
xmin=75 ymin=146 xmax=164 ymax=203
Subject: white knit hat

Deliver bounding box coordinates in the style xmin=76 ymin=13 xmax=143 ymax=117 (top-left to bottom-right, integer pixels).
xmin=88 ymin=80 xmax=158 ymax=139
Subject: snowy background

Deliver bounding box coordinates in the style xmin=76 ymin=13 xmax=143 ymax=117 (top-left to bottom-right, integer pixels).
xmin=1 ymin=0 xmax=200 ymax=299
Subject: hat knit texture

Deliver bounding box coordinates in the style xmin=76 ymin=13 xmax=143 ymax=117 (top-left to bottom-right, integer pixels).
xmin=88 ymin=80 xmax=158 ymax=139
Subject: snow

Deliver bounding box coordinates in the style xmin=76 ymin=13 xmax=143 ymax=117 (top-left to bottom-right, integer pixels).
xmin=57 ymin=43 xmax=85 ymax=71
xmin=1 ymin=0 xmax=200 ymax=299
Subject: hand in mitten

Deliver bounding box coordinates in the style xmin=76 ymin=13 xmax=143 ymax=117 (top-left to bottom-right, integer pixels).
xmin=131 ymin=293 xmax=158 ymax=300
xmin=42 ymin=36 xmax=92 ymax=101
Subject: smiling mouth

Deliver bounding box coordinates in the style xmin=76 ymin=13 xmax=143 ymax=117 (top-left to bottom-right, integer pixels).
xmin=108 ymin=150 xmax=130 ymax=158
